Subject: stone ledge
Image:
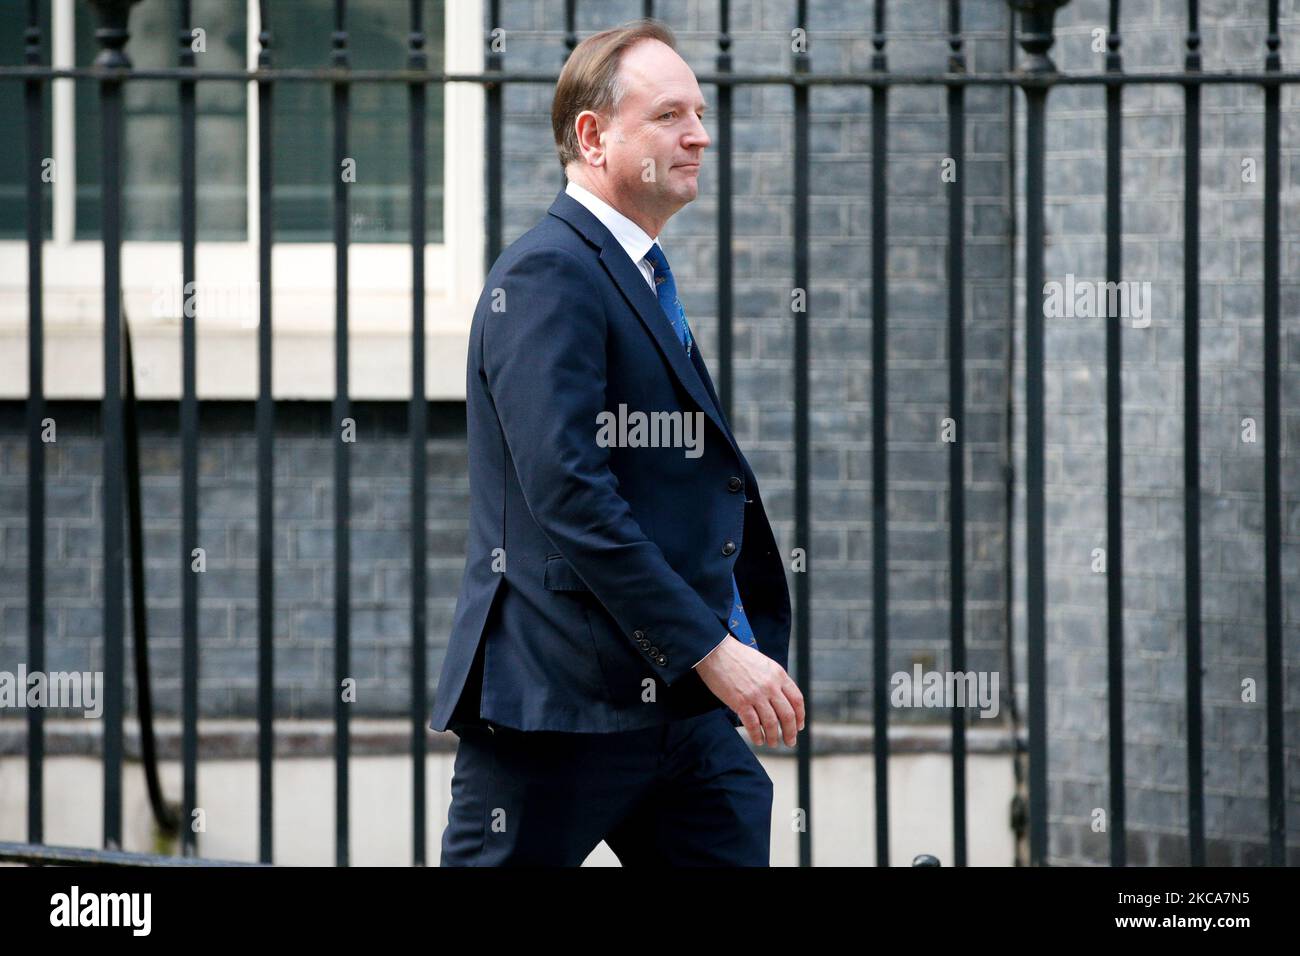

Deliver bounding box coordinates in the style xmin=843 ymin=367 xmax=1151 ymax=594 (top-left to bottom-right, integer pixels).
xmin=0 ymin=718 xmax=1023 ymax=760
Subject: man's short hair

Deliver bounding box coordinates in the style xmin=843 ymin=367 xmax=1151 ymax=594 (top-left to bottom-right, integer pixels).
xmin=550 ymin=18 xmax=677 ymax=170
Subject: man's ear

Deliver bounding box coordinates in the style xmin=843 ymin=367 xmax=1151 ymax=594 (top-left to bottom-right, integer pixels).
xmin=575 ymin=109 xmax=607 ymax=168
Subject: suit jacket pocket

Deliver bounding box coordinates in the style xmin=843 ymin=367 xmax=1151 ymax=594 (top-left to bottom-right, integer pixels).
xmin=543 ymin=554 xmax=616 ymax=707
xmin=543 ymin=553 xmax=591 ymax=592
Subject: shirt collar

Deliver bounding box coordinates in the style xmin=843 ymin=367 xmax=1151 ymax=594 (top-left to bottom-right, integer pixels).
xmin=565 ymin=178 xmax=660 ymax=275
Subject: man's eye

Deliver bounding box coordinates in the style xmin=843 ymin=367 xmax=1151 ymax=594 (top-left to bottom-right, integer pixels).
xmin=660 ymin=111 xmax=675 ymax=120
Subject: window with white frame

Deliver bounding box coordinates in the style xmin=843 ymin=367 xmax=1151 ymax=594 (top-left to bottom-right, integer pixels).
xmin=0 ymin=0 xmax=484 ymax=401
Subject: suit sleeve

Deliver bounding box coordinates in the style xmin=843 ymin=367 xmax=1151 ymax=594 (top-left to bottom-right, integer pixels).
xmin=482 ymin=245 xmax=726 ymax=685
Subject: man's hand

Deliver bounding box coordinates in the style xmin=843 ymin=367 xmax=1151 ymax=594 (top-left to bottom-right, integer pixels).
xmin=693 ymin=634 xmax=805 ymax=747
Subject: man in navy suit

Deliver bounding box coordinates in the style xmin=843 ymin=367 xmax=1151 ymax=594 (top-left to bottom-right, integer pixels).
xmin=431 ymin=19 xmax=803 ymax=866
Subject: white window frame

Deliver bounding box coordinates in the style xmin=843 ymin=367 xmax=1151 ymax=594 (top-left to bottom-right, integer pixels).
xmin=0 ymin=0 xmax=483 ymax=400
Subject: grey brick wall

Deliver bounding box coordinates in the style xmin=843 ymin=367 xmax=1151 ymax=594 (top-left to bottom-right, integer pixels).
xmin=1010 ymin=0 xmax=1300 ymax=865
xmin=0 ymin=402 xmax=468 ymax=720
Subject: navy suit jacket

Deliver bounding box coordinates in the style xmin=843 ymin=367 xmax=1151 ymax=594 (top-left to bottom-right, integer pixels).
xmin=428 ymin=186 xmax=791 ymax=734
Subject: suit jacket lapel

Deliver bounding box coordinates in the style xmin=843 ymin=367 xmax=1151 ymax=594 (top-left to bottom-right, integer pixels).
xmin=688 ymin=341 xmax=733 ymax=438
xmin=549 ymin=188 xmax=741 ymax=460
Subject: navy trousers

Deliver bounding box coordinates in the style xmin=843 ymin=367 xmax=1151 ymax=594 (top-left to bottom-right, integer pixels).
xmin=439 ymin=707 xmax=774 ymax=866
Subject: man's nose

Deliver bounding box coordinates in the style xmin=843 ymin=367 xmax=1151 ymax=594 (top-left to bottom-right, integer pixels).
xmin=685 ymin=115 xmax=710 ymax=149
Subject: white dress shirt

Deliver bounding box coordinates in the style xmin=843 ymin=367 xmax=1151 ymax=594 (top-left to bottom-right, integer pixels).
xmin=562 ymin=177 xmax=730 ymax=670
xmin=564 ymin=178 xmax=662 ymax=292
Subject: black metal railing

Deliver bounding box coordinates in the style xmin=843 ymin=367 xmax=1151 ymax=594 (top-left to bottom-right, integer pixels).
xmin=0 ymin=0 xmax=1291 ymax=868
xmin=0 ymin=838 xmax=263 ymax=866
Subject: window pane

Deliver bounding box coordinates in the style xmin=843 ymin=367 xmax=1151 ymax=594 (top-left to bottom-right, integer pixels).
xmin=266 ymin=0 xmax=444 ymax=244
xmin=0 ymin=0 xmax=54 ymax=240
xmin=75 ymin=0 xmax=247 ymax=241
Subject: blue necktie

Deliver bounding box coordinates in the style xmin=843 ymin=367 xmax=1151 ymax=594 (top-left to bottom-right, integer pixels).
xmin=643 ymin=242 xmax=758 ymax=650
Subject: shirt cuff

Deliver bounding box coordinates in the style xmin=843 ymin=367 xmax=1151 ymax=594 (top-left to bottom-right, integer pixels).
xmin=692 ymin=632 xmax=731 ymax=669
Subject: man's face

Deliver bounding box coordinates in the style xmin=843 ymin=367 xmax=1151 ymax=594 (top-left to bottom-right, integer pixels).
xmin=584 ymin=39 xmax=710 ymax=228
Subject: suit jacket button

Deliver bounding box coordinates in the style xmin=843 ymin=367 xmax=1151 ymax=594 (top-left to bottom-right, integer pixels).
xmin=648 ymin=645 xmax=660 ymax=656
xmin=727 ymin=476 xmax=743 ymax=492
xmin=656 ymin=655 xmax=668 ymax=666
xmin=722 ymin=541 xmax=736 ymax=556
xmin=633 ymin=629 xmax=645 ymax=640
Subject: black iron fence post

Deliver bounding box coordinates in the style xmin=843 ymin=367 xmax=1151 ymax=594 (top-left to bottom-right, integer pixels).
xmin=177 ymin=0 xmax=200 ymax=860
xmin=1183 ymin=0 xmax=1205 ymax=869
xmin=407 ymin=0 xmax=429 ymax=868
xmin=1008 ymin=0 xmax=1069 ymax=868
xmin=86 ymin=0 xmax=143 ymax=856
xmin=1103 ymin=0 xmax=1126 ymax=868
xmin=1262 ymin=0 xmax=1285 ymax=869
xmin=330 ymin=0 xmax=352 ymax=869
xmin=869 ymin=0 xmax=889 ymax=870
xmin=484 ymin=0 xmax=502 ymax=272
xmin=792 ymin=0 xmax=812 ymax=870
xmin=255 ymin=0 xmax=276 ymax=866
xmin=24 ymin=0 xmax=47 ymax=851
xmin=715 ymin=0 xmax=733 ymax=422
xmin=947 ymin=0 xmax=968 ymax=870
